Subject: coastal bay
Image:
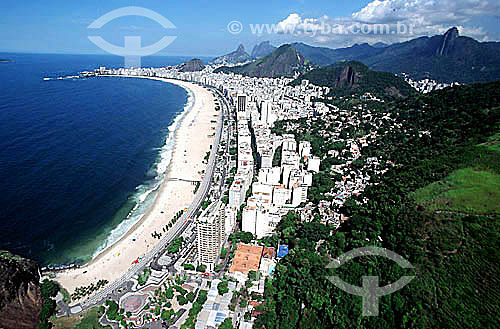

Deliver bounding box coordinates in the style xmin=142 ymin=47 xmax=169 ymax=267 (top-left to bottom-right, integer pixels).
xmin=55 ymin=78 xmax=218 ymax=294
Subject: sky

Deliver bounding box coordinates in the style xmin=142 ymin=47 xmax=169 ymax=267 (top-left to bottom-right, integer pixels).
xmin=0 ymin=0 xmax=499 ymax=57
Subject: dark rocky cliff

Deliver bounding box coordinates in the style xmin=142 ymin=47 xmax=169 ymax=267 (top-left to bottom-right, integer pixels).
xmin=437 ymin=27 xmax=459 ymax=56
xmin=0 ymin=251 xmax=43 ymax=329
xmin=336 ymin=65 xmax=358 ymax=88
xmin=179 ymin=58 xmax=205 ymax=72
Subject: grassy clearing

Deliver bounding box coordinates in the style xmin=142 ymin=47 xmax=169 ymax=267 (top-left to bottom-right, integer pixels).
xmin=411 ymin=167 xmax=500 ymax=214
xmin=481 ymin=131 xmax=500 ymax=152
xmin=53 ymin=307 xmax=110 ymax=329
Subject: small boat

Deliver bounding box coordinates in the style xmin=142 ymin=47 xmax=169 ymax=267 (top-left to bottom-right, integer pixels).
xmin=43 ymin=77 xmax=51 ymax=81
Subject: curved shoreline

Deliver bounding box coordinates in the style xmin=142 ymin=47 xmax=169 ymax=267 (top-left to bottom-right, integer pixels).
xmin=82 ymin=76 xmax=196 ymax=268
xmin=55 ymin=77 xmax=218 ymax=294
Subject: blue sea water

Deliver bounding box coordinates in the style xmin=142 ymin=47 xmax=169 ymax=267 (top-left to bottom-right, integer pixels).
xmin=0 ymin=53 xmax=194 ymax=266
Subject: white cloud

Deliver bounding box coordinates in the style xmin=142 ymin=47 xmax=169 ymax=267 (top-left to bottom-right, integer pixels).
xmin=277 ymin=13 xmax=302 ymax=31
xmin=352 ymin=0 xmax=500 ymax=24
xmin=272 ymin=0 xmax=499 ymax=46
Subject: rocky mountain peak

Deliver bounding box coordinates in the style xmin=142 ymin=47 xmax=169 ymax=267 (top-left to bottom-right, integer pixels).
xmin=437 ymin=27 xmax=459 ymax=56
xmin=236 ymin=44 xmax=246 ymax=53
xmin=210 ymin=44 xmax=251 ymax=65
xmin=251 ymin=41 xmax=277 ymax=59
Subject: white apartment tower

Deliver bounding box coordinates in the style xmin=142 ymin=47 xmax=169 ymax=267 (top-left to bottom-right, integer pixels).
xmin=197 ymin=201 xmax=226 ymax=271
xmin=292 ymin=183 xmax=308 ymax=207
xmin=237 ymin=94 xmax=247 ymax=113
xmin=260 ymin=148 xmax=273 ymax=168
xmin=242 ymin=206 xmax=257 ymax=234
xmin=282 ymin=134 xmax=297 ymax=152
xmin=242 ymin=205 xmax=282 ymax=239
xmin=299 ymin=141 xmax=312 ymax=158
xmin=308 ymin=156 xmax=321 ymax=173
xmin=229 ymin=180 xmax=246 ymax=208
xmin=261 ymin=100 xmax=271 ymax=125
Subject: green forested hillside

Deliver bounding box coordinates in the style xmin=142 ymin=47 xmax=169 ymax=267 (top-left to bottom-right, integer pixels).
xmin=255 ymin=82 xmax=500 ymax=328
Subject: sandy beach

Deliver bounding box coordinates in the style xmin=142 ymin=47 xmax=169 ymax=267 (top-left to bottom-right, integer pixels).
xmin=55 ymin=77 xmax=217 ymax=295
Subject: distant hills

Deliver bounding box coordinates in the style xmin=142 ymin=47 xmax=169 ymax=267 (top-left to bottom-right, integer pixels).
xmin=210 ymin=44 xmax=251 ymax=65
xmin=291 ymin=61 xmax=415 ymax=99
xmin=210 ymin=27 xmax=500 ymax=84
xmin=211 ymin=42 xmax=277 ymax=65
xmin=251 ymin=41 xmax=277 ymax=59
xmin=291 ymin=27 xmax=500 ymax=83
xmin=372 ymin=42 xmax=388 ymax=48
xmin=178 ymin=58 xmax=205 ymax=72
xmin=214 ymin=45 xmax=306 ymax=78
xmin=291 ymin=42 xmax=382 ymax=67
xmin=365 ymin=27 xmax=500 ymax=83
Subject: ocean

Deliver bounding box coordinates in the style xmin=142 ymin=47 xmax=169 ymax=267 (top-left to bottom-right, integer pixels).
xmin=0 ymin=53 xmax=196 ymax=266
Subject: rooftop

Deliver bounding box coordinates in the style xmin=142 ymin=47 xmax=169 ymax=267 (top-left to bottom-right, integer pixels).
xmin=229 ymin=244 xmax=263 ymax=274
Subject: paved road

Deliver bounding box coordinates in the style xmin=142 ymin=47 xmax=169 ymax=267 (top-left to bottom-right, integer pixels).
xmin=75 ymin=84 xmax=225 ymax=311
xmin=215 ymin=88 xmax=232 ymax=197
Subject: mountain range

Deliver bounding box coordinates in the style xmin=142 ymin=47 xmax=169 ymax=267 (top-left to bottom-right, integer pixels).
xmin=214 ymin=44 xmax=306 ymax=78
xmin=292 ymin=27 xmax=500 ymax=83
xmin=211 ymin=28 xmax=500 ymax=84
